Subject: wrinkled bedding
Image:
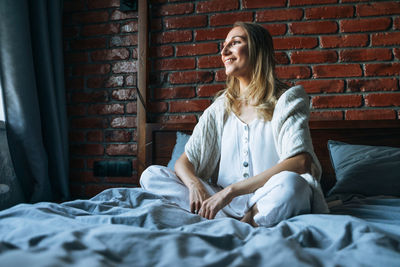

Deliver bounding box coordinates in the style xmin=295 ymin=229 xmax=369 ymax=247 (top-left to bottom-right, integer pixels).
xmin=1 ymin=188 xmax=400 ymax=267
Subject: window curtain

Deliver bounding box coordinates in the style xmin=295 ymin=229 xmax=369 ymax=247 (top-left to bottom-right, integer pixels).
xmin=0 ymin=0 xmax=69 ymax=203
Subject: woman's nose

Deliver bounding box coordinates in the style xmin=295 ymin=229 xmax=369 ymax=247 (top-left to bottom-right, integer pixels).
xmin=221 ymin=45 xmax=230 ymax=55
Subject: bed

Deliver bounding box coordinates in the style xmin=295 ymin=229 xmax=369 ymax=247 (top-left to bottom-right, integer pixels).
xmin=1 ymin=120 xmax=400 ymax=266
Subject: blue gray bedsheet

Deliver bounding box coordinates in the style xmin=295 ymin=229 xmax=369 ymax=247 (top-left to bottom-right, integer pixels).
xmin=1 ymin=188 xmax=400 ymax=266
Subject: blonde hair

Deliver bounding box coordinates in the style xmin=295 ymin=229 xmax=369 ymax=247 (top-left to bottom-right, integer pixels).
xmin=222 ymin=22 xmax=288 ymax=121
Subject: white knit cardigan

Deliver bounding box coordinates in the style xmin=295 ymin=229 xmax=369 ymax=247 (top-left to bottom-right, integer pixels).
xmin=185 ymin=85 xmax=329 ymax=213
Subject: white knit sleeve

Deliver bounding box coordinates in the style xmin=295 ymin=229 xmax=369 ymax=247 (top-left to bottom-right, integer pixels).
xmin=271 ymin=85 xmax=322 ymax=180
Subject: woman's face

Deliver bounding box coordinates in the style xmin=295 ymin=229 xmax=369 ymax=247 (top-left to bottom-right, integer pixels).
xmin=221 ymin=27 xmax=251 ymax=82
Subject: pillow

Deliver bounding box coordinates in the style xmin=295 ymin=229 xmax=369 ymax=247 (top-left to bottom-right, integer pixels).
xmin=327 ymin=140 xmax=400 ymax=197
xmin=167 ymin=131 xmax=191 ymax=170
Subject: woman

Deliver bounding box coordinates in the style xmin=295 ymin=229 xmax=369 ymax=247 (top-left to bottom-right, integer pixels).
xmin=141 ymin=22 xmax=328 ymax=227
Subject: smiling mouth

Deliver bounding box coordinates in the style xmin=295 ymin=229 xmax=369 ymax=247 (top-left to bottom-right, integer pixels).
xmin=224 ymin=58 xmax=235 ymax=64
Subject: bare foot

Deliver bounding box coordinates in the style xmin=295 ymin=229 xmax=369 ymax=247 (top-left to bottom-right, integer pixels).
xmin=240 ymin=204 xmax=259 ymax=227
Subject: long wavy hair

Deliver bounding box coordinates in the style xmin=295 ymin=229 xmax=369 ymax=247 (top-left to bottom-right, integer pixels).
xmin=222 ymin=22 xmax=288 ymax=121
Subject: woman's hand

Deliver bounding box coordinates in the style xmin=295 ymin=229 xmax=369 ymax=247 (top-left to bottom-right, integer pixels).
xmin=188 ymin=182 xmax=210 ymax=214
xmin=199 ymin=186 xmax=234 ymax=219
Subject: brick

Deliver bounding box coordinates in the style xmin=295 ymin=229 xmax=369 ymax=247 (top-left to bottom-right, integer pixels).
xmin=169 ymin=100 xmax=211 ymax=112
xmin=104 ymin=176 xmax=138 ymax=185
xmin=110 ymin=35 xmax=138 ymax=46
xmin=365 ymin=63 xmax=400 ymax=77
xmin=87 ymin=130 xmax=103 ymax=142
xmin=313 ymin=64 xmax=362 ymax=78
xmin=347 ymin=78 xmax=398 ymax=92
xmin=160 ymin=115 xmax=198 ymax=124
xmin=125 ymin=75 xmax=136 ymax=86
xmin=126 ymin=102 xmax=137 ymax=114
xmin=69 ymin=158 xmax=85 ymax=169
xmin=73 ymin=64 xmax=110 ymax=76
xmin=63 ymin=26 xmax=79 ymax=38
xmin=71 ymin=38 xmax=107 ymax=50
xmin=312 ymin=95 xmax=362 ymax=109
xmin=198 ymin=55 xmax=224 ymax=69
xmin=87 ymin=0 xmax=119 ymax=9
xmin=70 ymin=144 xmax=104 ymax=156
xmin=263 ymin=24 xmax=287 ymax=36
xmin=340 ymin=48 xmax=392 ymax=62
xmin=291 ymin=51 xmax=337 ymax=64
xmin=196 ymin=0 xmax=239 ymax=13
xmin=110 ymin=116 xmax=137 ymax=128
xmin=88 ymin=104 xmax=124 ymax=115
xmin=310 ymin=111 xmax=343 ymax=121
xmin=65 ymin=52 xmax=88 ymax=64
xmin=275 ymin=66 xmax=311 ymax=79
xmin=106 ymin=76 xmax=124 ymax=88
xmin=70 ymin=171 xmax=101 ymax=183
xmin=356 ymin=2 xmax=400 ymax=16
xmin=169 ymin=71 xmax=214 ymax=84
xmin=289 ymin=0 xmax=337 ymax=6
xmin=71 ymin=11 xmax=109 ymax=24
xmin=112 ymin=89 xmax=136 ymax=100
xmin=395 ymin=17 xmax=400 ymax=30
xmin=176 ymin=43 xmax=219 ymax=56
xmin=69 ymin=131 xmax=85 ymax=142
xmin=305 ymin=6 xmax=354 ymax=19
xmin=341 ymin=0 xmax=369 ymax=2
xmin=154 ymin=86 xmax=196 ymax=100
xmin=106 ymin=144 xmax=137 ymax=156
xmin=81 ymin=23 xmax=119 ymax=36
xmin=84 ymin=185 xmax=118 ymax=199
xmin=151 ymin=18 xmax=163 ymax=31
xmin=320 ymin=34 xmax=368 ymax=48
xmin=243 ymin=0 xmax=286 ymax=8
xmin=345 ymin=109 xmax=396 ymax=120
xmin=197 ymin=84 xmax=225 ymax=97
xmin=71 ymin=117 xmax=108 ymax=129
xmin=290 ymin=21 xmax=338 ymax=35
xmin=371 ymin=32 xmax=400 ymax=46
xmin=110 ymin=10 xmax=138 ymax=20
xmin=156 ymin=3 xmax=194 ymax=16
xmin=151 ymin=45 xmax=174 ymax=58
xmin=210 ymin=12 xmax=253 ymax=26
xmin=154 ymin=58 xmax=195 ymax=71
xmin=195 ymin=28 xmax=231 ymax=41
xmin=121 ymin=21 xmax=138 ymax=33
xmin=365 ymin=93 xmax=400 ymax=107
xmin=71 ymin=91 xmax=108 ymax=103
xmin=274 ymin=37 xmax=318 ymax=50
xmin=63 ymin=1 xmax=85 ymax=12
xmin=152 ymin=30 xmax=192 ymax=44
xmin=91 ymin=48 xmax=130 ymax=61
xmin=340 ymin=18 xmax=391 ymax=33
xmin=105 ymin=130 xmax=132 ymax=142
xmin=149 ymin=101 xmax=168 ymax=113
xmin=112 ymin=61 xmax=137 ymax=73
xmin=256 ymin=9 xmax=303 ymax=22
xmin=67 ymin=105 xmax=86 ymax=117
xmin=215 ymin=69 xmax=227 ymax=82
xmin=297 ymin=80 xmax=344 ymax=94
xmin=165 ymin=15 xmax=207 ymax=29
xmin=66 ymin=78 xmax=85 ymax=90
xmin=87 ymin=77 xmax=104 ymax=89
xmin=395 ymin=48 xmax=400 ymax=60
xmin=275 ymin=52 xmax=290 ymax=64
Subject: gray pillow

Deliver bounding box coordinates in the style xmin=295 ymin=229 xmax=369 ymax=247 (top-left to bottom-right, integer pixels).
xmin=327 ymin=140 xmax=400 ymax=197
xmin=167 ymin=131 xmax=191 ymax=170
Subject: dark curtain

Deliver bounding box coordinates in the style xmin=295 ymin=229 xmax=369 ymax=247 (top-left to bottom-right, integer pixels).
xmin=0 ymin=0 xmax=69 ymax=202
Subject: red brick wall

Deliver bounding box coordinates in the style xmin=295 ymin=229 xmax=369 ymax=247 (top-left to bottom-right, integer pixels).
xmin=63 ymin=0 xmax=400 ymax=198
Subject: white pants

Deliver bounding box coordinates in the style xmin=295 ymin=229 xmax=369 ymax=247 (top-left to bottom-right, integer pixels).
xmin=140 ymin=166 xmax=312 ymax=227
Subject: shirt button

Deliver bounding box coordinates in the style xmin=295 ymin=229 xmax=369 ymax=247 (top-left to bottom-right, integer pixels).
xmin=244 ymin=150 xmax=248 ymax=155
xmin=243 ymin=173 xmax=249 ymax=178
xmin=243 ymin=161 xmax=248 ymax=167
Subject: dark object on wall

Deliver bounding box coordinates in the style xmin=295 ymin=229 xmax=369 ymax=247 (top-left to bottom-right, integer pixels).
xmin=94 ymin=161 xmax=132 ymax=177
xmin=120 ymin=0 xmax=137 ymax=11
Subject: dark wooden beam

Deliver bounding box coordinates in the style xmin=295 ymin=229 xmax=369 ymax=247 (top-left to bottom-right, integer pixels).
xmin=137 ymin=0 xmax=148 ymax=179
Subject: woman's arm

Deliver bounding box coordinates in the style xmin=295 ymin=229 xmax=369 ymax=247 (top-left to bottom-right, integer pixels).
xmin=175 ymin=152 xmax=210 ymax=214
xmin=199 ymin=152 xmax=312 ymax=219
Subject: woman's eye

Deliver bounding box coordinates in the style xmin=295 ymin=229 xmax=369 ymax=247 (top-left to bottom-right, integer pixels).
xmin=232 ymin=41 xmax=240 ymax=45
